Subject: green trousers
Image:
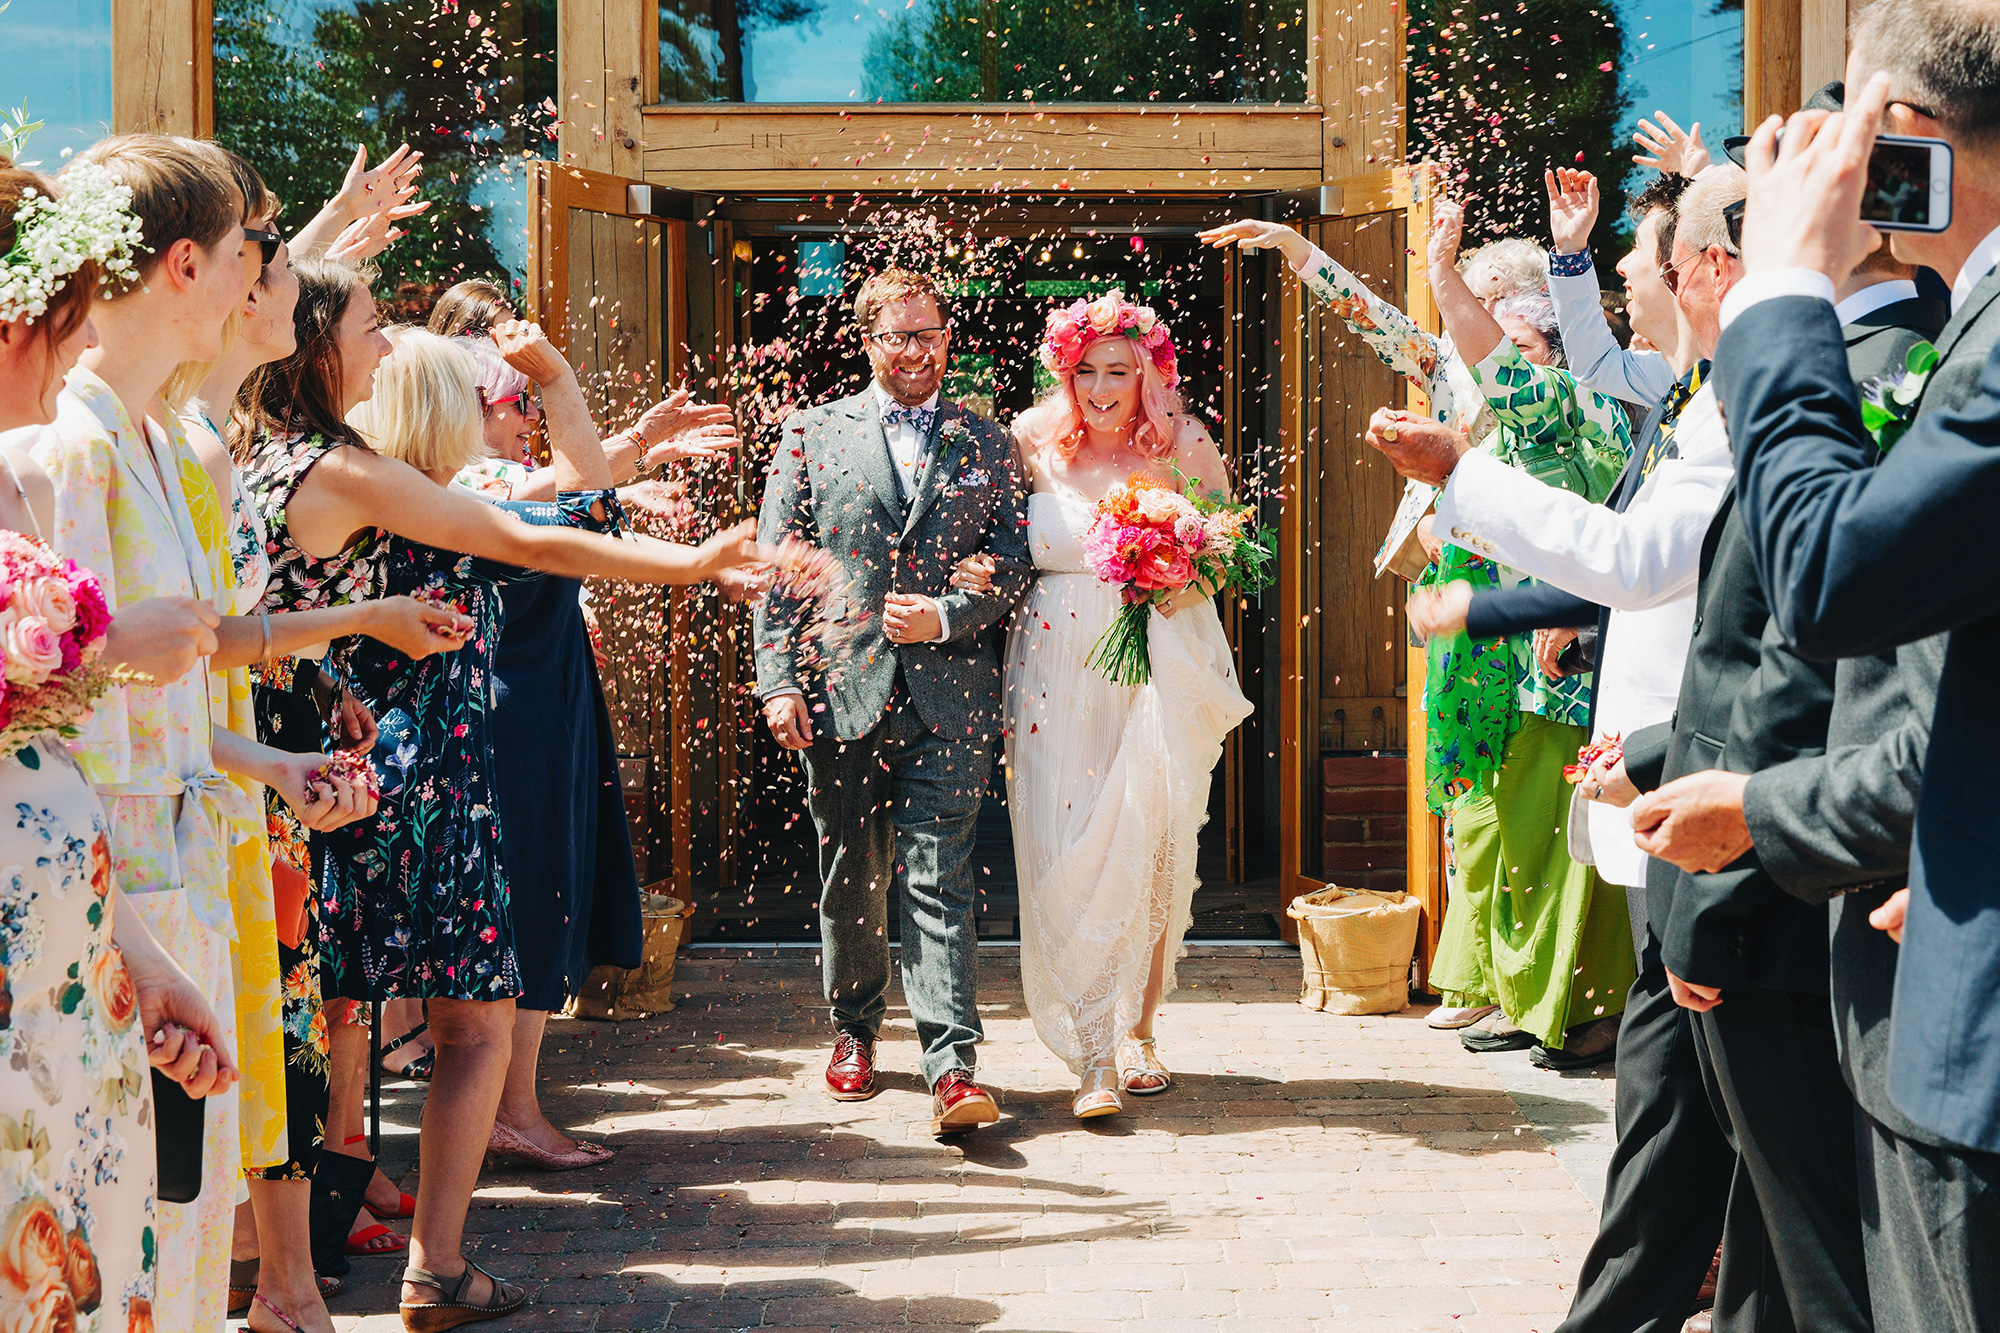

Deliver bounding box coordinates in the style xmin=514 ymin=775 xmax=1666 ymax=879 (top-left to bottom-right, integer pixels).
xmin=1430 ymin=712 xmax=1637 ymax=1047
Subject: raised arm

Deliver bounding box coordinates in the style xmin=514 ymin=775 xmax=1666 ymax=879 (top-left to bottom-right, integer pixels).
xmin=1427 ymin=201 xmax=1507 ymax=368
xmin=288 ymin=144 xmax=431 ymax=258
xmin=1545 ymin=168 xmax=1678 ymax=404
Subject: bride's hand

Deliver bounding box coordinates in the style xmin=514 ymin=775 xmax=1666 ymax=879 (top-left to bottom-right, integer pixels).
xmin=950 ymin=553 xmax=997 ymax=595
xmin=1157 ymin=586 xmax=1211 ymax=619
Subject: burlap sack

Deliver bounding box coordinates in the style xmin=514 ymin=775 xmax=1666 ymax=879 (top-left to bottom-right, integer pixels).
xmin=567 ymin=893 xmax=692 ymax=1021
xmin=1286 ymin=884 xmax=1420 ymax=1015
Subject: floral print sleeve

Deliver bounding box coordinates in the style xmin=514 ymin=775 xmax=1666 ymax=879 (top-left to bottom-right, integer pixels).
xmin=1294 ymin=245 xmax=1472 ymax=432
xmin=1468 ymin=338 xmax=1633 ymax=505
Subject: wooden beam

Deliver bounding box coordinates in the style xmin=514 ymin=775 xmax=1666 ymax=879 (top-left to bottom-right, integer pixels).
xmin=1801 ymin=0 xmax=1849 ymax=99
xmin=1745 ymin=0 xmax=1807 ymax=124
xmin=1317 ymin=0 xmax=1405 ymax=183
xmin=1401 ymin=165 xmax=1445 ymax=984
xmin=560 ymin=0 xmax=650 ymax=176
xmin=111 ymin=0 xmax=209 ymax=136
xmin=1277 ymin=242 xmax=1308 ymax=944
xmin=641 ymin=105 xmax=1323 ymax=177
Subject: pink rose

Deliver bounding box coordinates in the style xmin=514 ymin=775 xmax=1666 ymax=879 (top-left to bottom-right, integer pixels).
xmin=1132 ymin=545 xmax=1194 ymax=592
xmin=1133 ymin=488 xmax=1193 ymax=526
xmin=1134 ymin=306 xmax=1158 ymax=334
xmin=13 ymin=575 xmax=76 ymax=635
xmin=1086 ymin=294 xmax=1122 ymax=334
xmin=1 ymin=615 xmax=60 ymax=686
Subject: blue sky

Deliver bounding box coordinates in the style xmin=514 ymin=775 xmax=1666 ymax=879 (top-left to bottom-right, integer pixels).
xmin=1609 ymin=0 xmax=1744 ymax=146
xmin=7 ymin=0 xmax=113 ymax=163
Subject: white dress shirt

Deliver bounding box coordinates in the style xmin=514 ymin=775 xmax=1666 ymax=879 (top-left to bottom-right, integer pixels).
xmin=1433 ymin=384 xmax=1732 ymax=887
xmin=1835 ymin=277 xmax=1920 ymax=324
xmin=875 ymin=381 xmax=941 ymax=502
xmin=1721 ymin=220 xmax=2000 ymax=327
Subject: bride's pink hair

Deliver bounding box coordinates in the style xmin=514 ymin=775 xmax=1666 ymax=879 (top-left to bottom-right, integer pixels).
xmin=1013 ymin=341 xmax=1186 ymax=462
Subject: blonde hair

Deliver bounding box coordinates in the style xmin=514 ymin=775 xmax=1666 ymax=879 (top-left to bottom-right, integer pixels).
xmin=347 ymin=327 xmax=487 ymax=476
xmin=1460 ymin=237 xmax=1549 ymax=302
xmin=1675 ymin=164 xmax=1748 ymax=257
xmin=1012 ymin=338 xmax=1186 ymax=462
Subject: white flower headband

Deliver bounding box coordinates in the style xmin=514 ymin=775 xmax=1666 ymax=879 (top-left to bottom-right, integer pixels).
xmin=0 ymin=163 xmax=147 ymax=325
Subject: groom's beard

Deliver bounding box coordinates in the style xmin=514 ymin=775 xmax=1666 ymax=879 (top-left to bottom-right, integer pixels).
xmin=878 ymin=354 xmax=944 ymax=404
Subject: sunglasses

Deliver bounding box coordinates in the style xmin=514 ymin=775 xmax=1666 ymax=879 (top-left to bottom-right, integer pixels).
xmin=1659 ymin=250 xmax=1703 ymax=296
xmin=1723 ymin=199 xmax=1746 ymax=253
xmin=475 ymin=386 xmax=536 ymax=415
xmin=244 ymin=227 xmax=282 ymax=268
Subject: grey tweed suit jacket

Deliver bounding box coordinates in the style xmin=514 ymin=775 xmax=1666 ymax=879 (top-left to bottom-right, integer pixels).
xmin=753 ymin=390 xmax=1031 ymax=744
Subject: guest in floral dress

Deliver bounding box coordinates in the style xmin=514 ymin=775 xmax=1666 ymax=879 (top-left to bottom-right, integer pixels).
xmin=0 ymin=148 xmax=239 ymax=1333
xmin=239 ymin=262 xmax=765 ymax=1327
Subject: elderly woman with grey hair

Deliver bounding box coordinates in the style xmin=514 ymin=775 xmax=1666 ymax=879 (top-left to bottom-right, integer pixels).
xmin=1395 ymin=196 xmax=1639 ymax=1070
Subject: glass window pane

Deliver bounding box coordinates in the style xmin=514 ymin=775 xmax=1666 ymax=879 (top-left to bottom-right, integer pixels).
xmin=213 ymin=0 xmax=559 ymax=309
xmin=8 ymin=0 xmax=113 ymax=164
xmin=660 ymin=0 xmax=1308 ymax=103
xmin=1410 ymin=0 xmax=1743 ymax=251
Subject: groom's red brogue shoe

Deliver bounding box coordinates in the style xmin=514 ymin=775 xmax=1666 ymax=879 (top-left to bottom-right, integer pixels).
xmin=929 ymin=1069 xmax=1000 ymax=1136
xmin=825 ymin=1033 xmax=879 ymax=1102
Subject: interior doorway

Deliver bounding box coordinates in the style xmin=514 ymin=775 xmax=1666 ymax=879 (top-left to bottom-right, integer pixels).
xmin=689 ymin=196 xmax=1287 ymax=944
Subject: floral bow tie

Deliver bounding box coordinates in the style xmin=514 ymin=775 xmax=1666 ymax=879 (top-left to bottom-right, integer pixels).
xmin=882 ymin=402 xmax=938 ymax=436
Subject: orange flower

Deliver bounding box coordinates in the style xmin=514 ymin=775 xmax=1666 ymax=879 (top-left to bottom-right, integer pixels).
xmin=89 ymin=947 xmax=137 ymax=1033
xmin=0 ymin=1199 xmax=69 ymax=1298
xmin=12 ymin=1268 xmax=76 ymax=1333
xmin=62 ymin=1234 xmax=99 ymax=1315
xmin=125 ymin=1295 xmax=153 ymax=1333
xmin=88 ymin=834 xmax=110 ymax=900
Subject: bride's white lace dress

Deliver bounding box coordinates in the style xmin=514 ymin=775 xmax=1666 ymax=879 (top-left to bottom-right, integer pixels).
xmin=1004 ymin=488 xmax=1254 ymax=1074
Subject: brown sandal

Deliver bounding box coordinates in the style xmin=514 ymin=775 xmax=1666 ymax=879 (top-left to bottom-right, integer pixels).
xmin=399 ymin=1259 xmax=526 ymax=1331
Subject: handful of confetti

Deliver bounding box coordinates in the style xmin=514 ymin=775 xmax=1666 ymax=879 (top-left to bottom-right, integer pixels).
xmin=762 ymin=534 xmax=867 ymax=680
xmin=305 ymin=748 xmax=381 ymax=804
xmin=1564 ymin=732 xmax=1624 ymax=784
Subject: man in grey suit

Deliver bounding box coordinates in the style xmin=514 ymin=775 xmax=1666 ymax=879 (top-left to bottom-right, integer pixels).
xmin=754 ymin=268 xmax=1031 ymax=1135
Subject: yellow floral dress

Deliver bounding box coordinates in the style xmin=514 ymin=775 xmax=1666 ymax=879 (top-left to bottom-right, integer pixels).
xmin=29 ymin=368 xmax=252 ymax=1333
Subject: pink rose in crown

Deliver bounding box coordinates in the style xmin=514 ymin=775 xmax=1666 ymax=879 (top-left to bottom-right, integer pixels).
xmin=1134 ymin=306 xmax=1159 ymax=334
xmin=1086 ymin=294 xmax=1122 ymax=334
xmin=3 ymin=615 xmax=63 ymax=686
xmin=14 ymin=574 xmax=77 ymax=635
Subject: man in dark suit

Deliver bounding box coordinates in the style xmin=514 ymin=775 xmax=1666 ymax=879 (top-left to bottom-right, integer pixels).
xmin=1707 ymin=4 xmax=2000 ymax=1321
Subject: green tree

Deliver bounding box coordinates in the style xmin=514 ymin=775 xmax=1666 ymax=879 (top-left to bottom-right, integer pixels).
xmin=1408 ymin=0 xmax=1634 ymax=255
xmin=213 ymin=0 xmax=557 ymax=303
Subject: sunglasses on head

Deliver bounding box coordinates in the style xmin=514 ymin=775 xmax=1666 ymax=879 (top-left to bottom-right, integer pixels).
xmin=244 ymin=227 xmax=282 ymax=268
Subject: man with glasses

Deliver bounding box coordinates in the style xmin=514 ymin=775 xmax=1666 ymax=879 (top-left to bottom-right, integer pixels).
xmin=754 ymin=267 xmax=1030 ymax=1136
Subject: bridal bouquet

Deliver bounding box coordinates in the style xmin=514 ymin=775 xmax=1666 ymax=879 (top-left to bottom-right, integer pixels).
xmin=0 ymin=532 xmax=115 ymax=760
xmin=1082 ymin=473 xmax=1274 ymax=685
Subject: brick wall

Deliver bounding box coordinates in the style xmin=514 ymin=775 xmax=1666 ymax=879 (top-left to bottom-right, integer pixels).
xmin=1321 ymin=754 xmax=1407 ymax=893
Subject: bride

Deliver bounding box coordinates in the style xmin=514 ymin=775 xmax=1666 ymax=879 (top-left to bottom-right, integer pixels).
xmin=958 ymin=291 xmax=1253 ymax=1120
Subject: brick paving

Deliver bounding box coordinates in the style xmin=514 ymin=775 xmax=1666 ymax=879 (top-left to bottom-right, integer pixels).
xmin=330 ymin=948 xmax=1618 ymax=1333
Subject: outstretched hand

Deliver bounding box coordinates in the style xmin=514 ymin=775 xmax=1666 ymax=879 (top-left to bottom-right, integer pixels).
xmin=1633 ymin=112 xmax=1710 ymax=176
xmin=1739 ymin=72 xmax=1892 ymax=284
xmin=1545 ymin=168 xmax=1600 ymax=255
xmin=1196 ymin=218 xmax=1313 ymax=268
xmin=326 ymin=205 xmax=423 ymax=263
xmin=635 ymin=389 xmax=741 ymax=465
xmin=1426 ymin=199 xmax=1466 ymax=273
xmin=491 ymin=319 xmax=572 ymax=387
xmin=333 ymin=143 xmax=427 ymax=224
xmin=1365 ymin=407 xmax=1470 ymax=487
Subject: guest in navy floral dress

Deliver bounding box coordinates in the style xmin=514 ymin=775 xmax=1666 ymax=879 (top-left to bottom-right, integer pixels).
xmin=239 ymin=265 xmax=769 ymax=1327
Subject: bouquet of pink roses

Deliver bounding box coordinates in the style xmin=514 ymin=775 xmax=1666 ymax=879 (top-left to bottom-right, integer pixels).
xmin=0 ymin=531 xmax=115 ymax=760
xmin=1081 ymin=472 xmax=1274 ymax=685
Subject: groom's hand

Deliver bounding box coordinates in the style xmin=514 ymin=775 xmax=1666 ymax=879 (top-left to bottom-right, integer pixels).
xmin=763 ymin=694 xmax=814 ymax=749
xmin=883 ymin=593 xmax=943 ymax=644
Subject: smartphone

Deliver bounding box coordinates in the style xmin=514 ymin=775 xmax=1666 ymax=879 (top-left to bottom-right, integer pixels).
xmin=1862 ymin=134 xmax=1952 ymax=233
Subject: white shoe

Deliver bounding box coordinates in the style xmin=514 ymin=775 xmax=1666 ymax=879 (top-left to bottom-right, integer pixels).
xmin=1427 ymin=1002 xmax=1500 ymax=1030
xmin=1073 ymin=1060 xmax=1122 ymax=1119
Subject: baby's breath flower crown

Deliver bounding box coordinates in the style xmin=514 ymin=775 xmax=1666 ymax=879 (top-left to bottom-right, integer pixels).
xmin=0 ymin=163 xmax=147 ymax=325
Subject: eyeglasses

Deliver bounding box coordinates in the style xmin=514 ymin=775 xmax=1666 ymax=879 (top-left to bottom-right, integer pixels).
xmin=1659 ymin=250 xmax=1703 ymax=296
xmin=866 ymin=327 xmax=949 ymax=352
xmin=243 ymin=227 xmax=282 ymax=268
xmin=475 ymin=386 xmax=537 ymax=415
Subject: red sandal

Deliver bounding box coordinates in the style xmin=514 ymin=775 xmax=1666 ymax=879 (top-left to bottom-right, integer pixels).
xmin=344 ymin=1222 xmax=408 ymax=1258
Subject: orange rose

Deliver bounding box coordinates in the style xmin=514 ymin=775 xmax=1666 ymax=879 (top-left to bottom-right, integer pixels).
xmin=62 ymin=1234 xmax=99 ymax=1315
xmin=124 ymin=1295 xmax=153 ymax=1333
xmin=0 ymin=1199 xmax=68 ymax=1297
xmin=88 ymin=835 xmax=110 ymax=900
xmin=89 ymin=948 xmax=137 ymax=1033
xmin=11 ymin=1268 xmax=76 ymax=1333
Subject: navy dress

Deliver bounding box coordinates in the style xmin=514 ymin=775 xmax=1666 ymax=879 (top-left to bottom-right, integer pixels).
xmin=487 ymin=492 xmax=642 ymax=1009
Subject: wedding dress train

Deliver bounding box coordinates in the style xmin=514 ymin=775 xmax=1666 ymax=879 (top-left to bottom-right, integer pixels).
xmin=1005 ymin=489 xmax=1253 ymax=1075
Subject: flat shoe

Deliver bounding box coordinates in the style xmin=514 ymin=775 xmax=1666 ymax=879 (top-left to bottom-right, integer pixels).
xmin=345 ymin=1222 xmax=408 ymax=1257
xmin=1427 ymin=1002 xmax=1500 ymax=1029
xmin=1530 ymin=1015 xmax=1621 ymax=1070
xmin=1118 ymin=1036 xmax=1171 ymax=1095
xmin=1073 ymin=1061 xmax=1123 ymax=1120
xmin=1459 ymin=1013 xmax=1537 ymax=1053
xmin=486 ymin=1118 xmax=616 ymax=1172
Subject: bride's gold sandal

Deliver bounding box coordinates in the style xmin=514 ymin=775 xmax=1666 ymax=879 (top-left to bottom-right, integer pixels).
xmin=1120 ymin=1037 xmax=1172 ymax=1096
xmin=1073 ymin=1059 xmax=1123 ymax=1120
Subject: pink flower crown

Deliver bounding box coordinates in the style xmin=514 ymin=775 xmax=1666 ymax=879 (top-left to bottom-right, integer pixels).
xmin=1037 ymin=289 xmax=1181 ymax=390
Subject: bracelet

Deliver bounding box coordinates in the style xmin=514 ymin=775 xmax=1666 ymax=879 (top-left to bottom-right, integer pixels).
xmin=1549 ymin=248 xmax=1594 ymax=277
xmin=258 ymin=610 xmax=272 ymax=664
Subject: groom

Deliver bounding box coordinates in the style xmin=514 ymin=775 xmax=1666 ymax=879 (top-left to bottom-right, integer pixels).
xmin=755 ymin=268 xmax=1031 ymax=1134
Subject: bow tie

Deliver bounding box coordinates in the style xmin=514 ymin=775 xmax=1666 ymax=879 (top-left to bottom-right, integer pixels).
xmin=882 ymin=402 xmax=938 ymax=436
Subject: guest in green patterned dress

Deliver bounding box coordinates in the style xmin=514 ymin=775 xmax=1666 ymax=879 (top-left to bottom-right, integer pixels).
xmin=1407 ymin=200 xmax=1638 ymax=1062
